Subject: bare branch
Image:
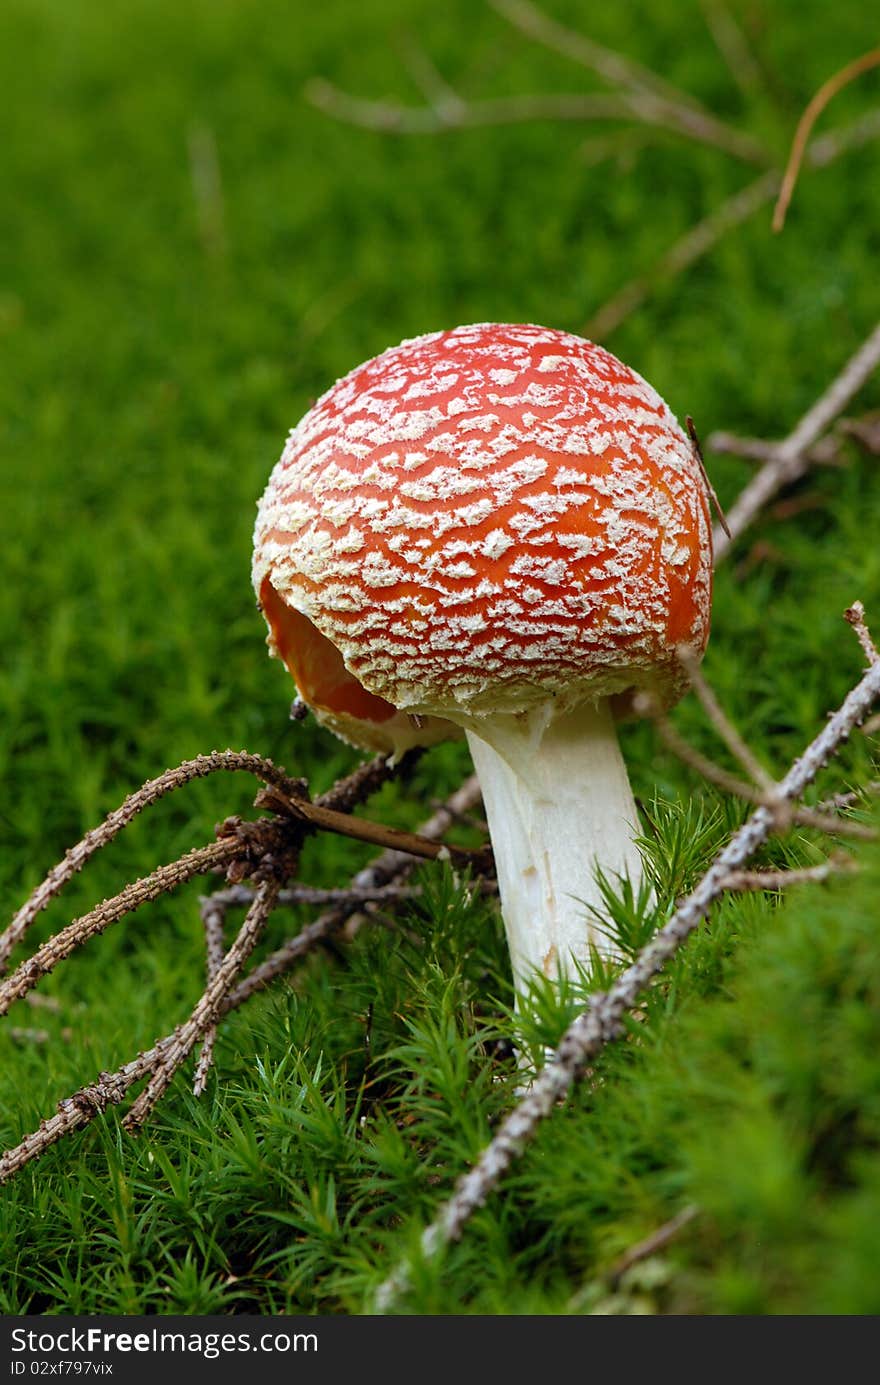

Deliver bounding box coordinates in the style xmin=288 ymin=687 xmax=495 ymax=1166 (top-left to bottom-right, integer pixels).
xmin=844 ymin=601 xmax=880 ymax=667
xmin=719 ymin=857 xmax=856 ymax=892
xmin=192 ymin=896 xmax=226 ymax=1097
xmin=586 ymin=110 xmax=880 ymax=340
xmin=397 ymin=33 xmax=468 ymax=122
xmin=645 ymin=701 xmax=876 ymax=840
xmin=698 ymin=0 xmax=764 ymax=101
xmin=0 ymin=1044 xmax=168 ymax=1183
xmin=605 ymin=1203 xmax=700 ymax=1289
xmin=0 ymin=750 xmax=304 ymax=975
xmin=773 ymin=49 xmax=880 ymax=231
xmin=315 ymin=750 xmax=419 ymax=813
xmin=305 ymin=78 xmax=631 ymax=133
xmin=713 ymin=320 xmax=880 ymax=561
xmin=676 ymin=645 xmax=775 ymax=791
xmin=707 ymin=428 xmax=846 ymax=469
xmin=0 ymin=839 xmax=238 ymax=1018
xmin=816 ymin=781 xmax=880 ymax=813
xmin=124 ymin=879 xmax=282 ymax=1131
xmin=489 ymin=0 xmax=769 ymax=165
xmin=0 ymin=778 xmax=484 ymax=1183
xmin=375 ymin=654 xmax=880 ymax=1310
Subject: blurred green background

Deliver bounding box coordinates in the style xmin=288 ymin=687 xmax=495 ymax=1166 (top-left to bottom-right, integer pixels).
xmin=1 ymin=0 xmax=879 ymax=1314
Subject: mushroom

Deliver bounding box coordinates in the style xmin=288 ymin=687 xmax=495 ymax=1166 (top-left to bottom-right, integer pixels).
xmin=253 ymin=323 xmax=712 ymax=995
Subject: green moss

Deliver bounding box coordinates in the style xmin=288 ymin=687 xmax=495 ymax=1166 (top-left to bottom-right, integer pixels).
xmin=0 ymin=0 xmax=878 ymax=1314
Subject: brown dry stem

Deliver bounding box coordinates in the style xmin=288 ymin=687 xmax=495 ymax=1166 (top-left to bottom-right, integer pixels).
xmin=773 ymin=49 xmax=880 ymax=232
xmin=0 ymin=776 xmax=484 ymax=1182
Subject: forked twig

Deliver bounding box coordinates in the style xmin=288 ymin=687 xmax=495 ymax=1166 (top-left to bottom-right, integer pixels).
xmin=0 ymin=751 xmax=306 ymax=975
xmin=719 ymin=857 xmax=856 ymax=892
xmin=488 ymin=0 xmax=769 ymax=165
xmin=0 ymin=777 xmax=483 ymax=1181
xmin=0 ymin=838 xmax=240 ymax=1018
xmin=845 ymin=601 xmax=880 ymax=666
xmin=585 ymin=111 xmax=880 ymax=339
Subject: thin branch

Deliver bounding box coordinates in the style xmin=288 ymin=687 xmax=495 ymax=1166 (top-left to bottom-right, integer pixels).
xmin=773 ymin=49 xmax=880 ymax=231
xmin=0 ymin=750 xmax=304 ymax=975
xmin=213 ymin=881 xmax=426 ymax=910
xmin=585 ymin=110 xmax=880 ymax=340
xmin=305 ymin=79 xmax=632 ymax=133
xmin=375 ymin=653 xmax=880 ymax=1310
xmin=397 ymin=32 xmax=468 ymax=122
xmin=315 ymin=749 xmax=420 ymax=813
xmin=698 ymin=0 xmax=764 ymax=101
xmin=192 ymin=896 xmax=226 ymax=1097
xmin=707 ymin=428 xmax=845 ymax=469
xmin=647 ymin=711 xmax=876 ymax=840
xmin=488 ymin=0 xmax=769 ymax=165
xmin=0 ymin=838 xmax=239 ymax=1018
xmin=0 ymin=778 xmax=484 ymax=1183
xmin=816 ymin=781 xmax=880 ymax=813
xmin=713 ymin=320 xmax=880 ymax=561
xmin=586 ymin=169 xmax=779 ymax=339
xmin=844 ymin=601 xmax=880 ymax=666
xmin=124 ymin=879 xmax=282 ymax=1131
xmin=675 ymin=645 xmax=775 ymax=791
xmin=605 ymin=1203 xmax=700 ymax=1289
xmin=307 ymin=0 xmax=768 ymax=163
xmin=0 ymin=1042 xmax=170 ymax=1183
xmin=719 ymin=857 xmax=856 ymax=892
xmin=254 ymin=783 xmax=490 ymax=867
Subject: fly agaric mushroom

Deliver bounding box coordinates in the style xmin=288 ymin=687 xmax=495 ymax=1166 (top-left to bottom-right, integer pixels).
xmin=253 ymin=323 xmax=712 ymax=993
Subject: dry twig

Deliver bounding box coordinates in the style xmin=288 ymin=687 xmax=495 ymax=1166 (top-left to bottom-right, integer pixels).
xmin=124 ymin=878 xmax=282 ymax=1131
xmin=712 ymin=320 xmax=880 ymax=561
xmin=585 ymin=111 xmax=880 ymax=339
xmin=307 ymin=0 xmax=768 ymax=163
xmin=0 ymin=751 xmax=303 ymax=975
xmin=192 ymin=895 xmax=226 ymax=1097
xmin=773 ymin=49 xmax=880 ymax=232
xmin=0 ymin=777 xmax=484 ymax=1182
xmin=845 ymin=601 xmax=880 ymax=666
xmin=605 ymin=1203 xmax=700 ymax=1290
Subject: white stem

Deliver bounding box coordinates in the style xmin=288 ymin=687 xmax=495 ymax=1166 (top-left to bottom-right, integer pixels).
xmin=464 ymin=699 xmax=643 ymax=993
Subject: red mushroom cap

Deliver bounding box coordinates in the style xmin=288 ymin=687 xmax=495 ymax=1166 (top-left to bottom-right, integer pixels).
xmin=253 ymin=323 xmax=712 ymax=751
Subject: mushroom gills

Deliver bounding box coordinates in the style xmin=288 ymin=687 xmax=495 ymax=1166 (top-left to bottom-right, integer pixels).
xmin=259 ymin=577 xmax=460 ymax=756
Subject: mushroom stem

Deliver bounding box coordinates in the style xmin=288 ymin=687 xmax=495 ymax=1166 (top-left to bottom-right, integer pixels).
xmin=463 ymin=698 xmax=643 ymax=994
